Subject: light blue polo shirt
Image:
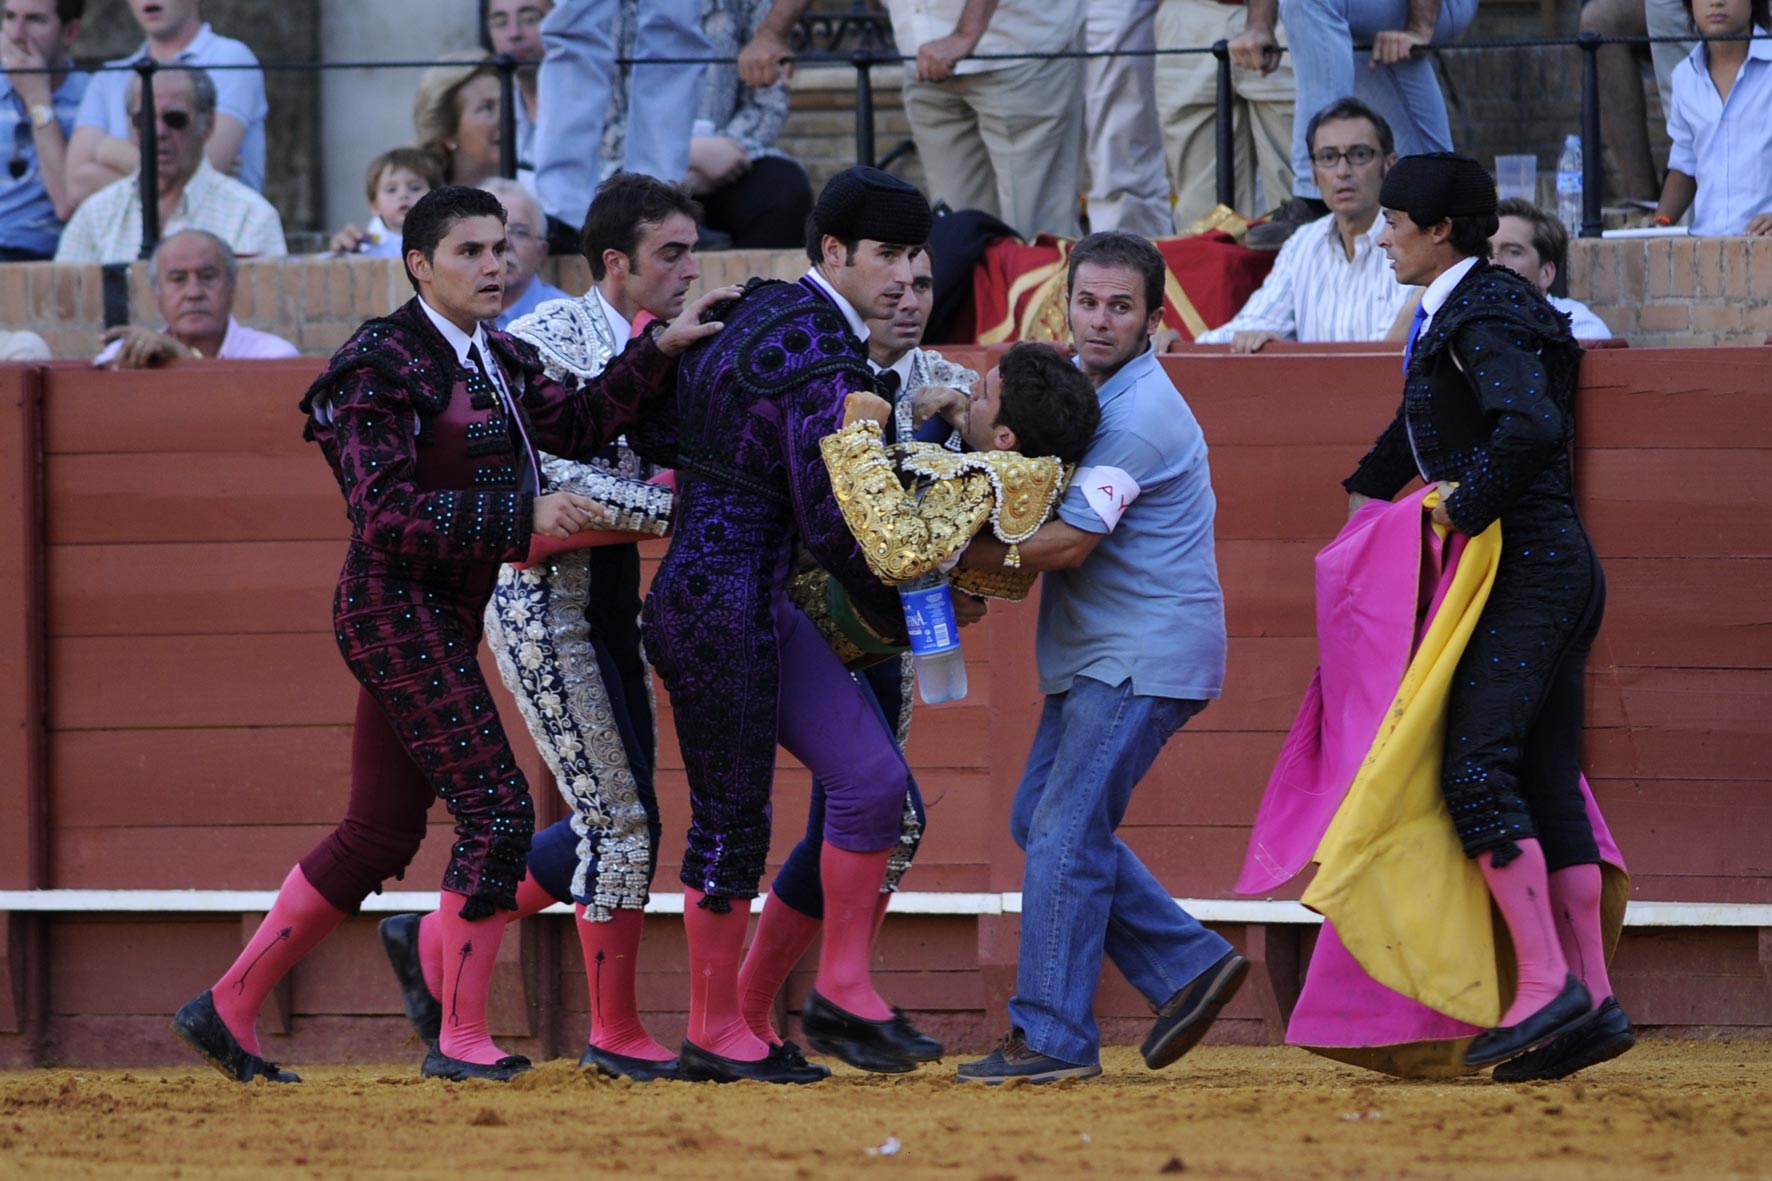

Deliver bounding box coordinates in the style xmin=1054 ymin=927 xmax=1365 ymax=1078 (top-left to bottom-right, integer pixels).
xmin=1036 ymin=344 xmax=1227 ymax=701
xmin=0 ymin=68 xmax=89 ymax=257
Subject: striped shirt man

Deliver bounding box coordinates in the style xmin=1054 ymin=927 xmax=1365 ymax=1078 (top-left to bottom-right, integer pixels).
xmin=1197 ymin=210 xmax=1410 ymax=344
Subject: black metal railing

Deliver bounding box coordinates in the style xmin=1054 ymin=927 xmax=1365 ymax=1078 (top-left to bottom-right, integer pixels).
xmin=32 ymin=23 xmax=1772 ymax=260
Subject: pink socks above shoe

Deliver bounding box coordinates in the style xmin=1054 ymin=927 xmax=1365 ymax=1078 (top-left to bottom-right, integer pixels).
xmin=418 ymin=871 xmax=557 ymax=1002
xmin=1479 ymin=839 xmax=1573 ymax=1026
xmin=737 ymin=895 xmax=823 ymax=1044
xmin=1549 ymin=862 xmax=1614 ymax=1006
xmin=211 ymin=864 xmax=345 ymax=1056
xmin=814 ymin=845 xmax=894 ymax=1021
xmin=435 ymin=890 xmax=517 ymax=1065
xmin=684 ymin=887 xmax=768 ymax=1061
xmin=578 ymin=905 xmax=672 ymax=1061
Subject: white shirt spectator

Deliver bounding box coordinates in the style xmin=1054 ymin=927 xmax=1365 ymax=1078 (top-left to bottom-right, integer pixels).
xmin=1666 ymin=28 xmax=1772 ymax=237
xmin=75 ymin=22 xmax=269 ymax=192
xmin=883 ymin=0 xmax=1087 ymax=75
xmin=1548 ymin=294 xmax=1611 ymax=341
xmin=1197 ymin=210 xmax=1409 ymax=343
xmin=0 ymin=330 xmax=51 ymax=360
xmin=53 ymin=159 xmax=286 ymax=264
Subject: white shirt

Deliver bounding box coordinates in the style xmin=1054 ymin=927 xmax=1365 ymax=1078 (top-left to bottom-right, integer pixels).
xmin=593 ymin=286 xmax=632 ymax=346
xmin=53 ymin=158 xmax=286 ymax=264
xmin=1548 ymin=294 xmax=1611 ymax=340
xmin=1415 ymin=256 xmax=1480 ymax=340
xmin=1196 ymin=211 xmax=1411 ymax=344
xmin=883 ymin=0 xmax=1086 ymax=76
xmin=417 ymin=295 xmax=540 ymax=494
xmin=1667 ymin=28 xmax=1772 ymax=237
xmin=802 ymin=267 xmax=870 ymax=342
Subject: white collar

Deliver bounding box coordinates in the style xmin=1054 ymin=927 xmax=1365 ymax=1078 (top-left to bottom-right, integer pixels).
xmin=128 ymin=21 xmax=218 ymax=64
xmin=1320 ymin=207 xmax=1383 ymax=251
xmin=1421 ymin=256 xmax=1480 ymax=321
xmin=872 ymin=347 xmax=918 ymax=385
xmin=590 ymin=285 xmax=632 ymax=345
xmin=802 ymin=267 xmax=870 ymax=342
xmin=417 ymin=294 xmax=491 ymax=368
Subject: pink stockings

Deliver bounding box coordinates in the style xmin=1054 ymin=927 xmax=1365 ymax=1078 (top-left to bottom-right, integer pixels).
xmin=1549 ymin=862 xmax=1614 ymax=1006
xmin=211 ymin=865 xmax=345 ymax=1055
xmin=1478 ymin=839 xmax=1574 ymax=1025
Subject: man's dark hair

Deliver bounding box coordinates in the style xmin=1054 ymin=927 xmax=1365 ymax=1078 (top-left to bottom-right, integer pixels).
xmin=1305 ymin=96 xmax=1395 ymax=158
xmin=402 ymin=184 xmax=506 ymax=292
xmin=1678 ymin=0 xmax=1770 ymax=30
xmin=581 ymin=172 xmax=703 ymax=280
xmin=994 ymin=342 xmax=1101 ymax=465
xmin=57 ymin=1 xmax=85 ymax=22
xmin=1447 ymin=213 xmax=1497 ymax=260
xmin=1496 ymin=196 xmax=1567 ymax=277
xmin=1067 ymin=231 xmax=1166 ymax=322
xmin=804 ymin=214 xmax=861 ymax=265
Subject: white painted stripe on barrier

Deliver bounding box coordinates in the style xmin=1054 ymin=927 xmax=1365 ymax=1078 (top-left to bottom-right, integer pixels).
xmin=0 ymin=890 xmax=1767 ymax=928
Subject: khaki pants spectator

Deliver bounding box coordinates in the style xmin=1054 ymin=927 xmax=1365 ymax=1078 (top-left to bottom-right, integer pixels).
xmin=1156 ymin=0 xmax=1295 ymax=230
xmin=903 ymin=54 xmax=1086 ymax=239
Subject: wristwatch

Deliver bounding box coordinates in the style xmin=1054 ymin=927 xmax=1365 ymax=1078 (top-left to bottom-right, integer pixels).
xmin=29 ymin=104 xmax=53 ymax=131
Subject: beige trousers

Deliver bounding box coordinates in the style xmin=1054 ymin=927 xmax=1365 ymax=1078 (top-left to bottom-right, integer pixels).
xmin=1155 ymin=0 xmax=1295 ymax=230
xmin=903 ymin=53 xmax=1087 ymax=239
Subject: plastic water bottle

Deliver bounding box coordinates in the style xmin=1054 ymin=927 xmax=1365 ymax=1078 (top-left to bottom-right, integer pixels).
xmin=1556 ymin=134 xmax=1583 ymax=237
xmin=897 ymin=573 xmax=969 ymax=704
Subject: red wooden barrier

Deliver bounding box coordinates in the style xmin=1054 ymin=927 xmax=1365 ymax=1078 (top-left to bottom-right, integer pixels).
xmin=1 ymin=345 xmax=1768 ymax=1066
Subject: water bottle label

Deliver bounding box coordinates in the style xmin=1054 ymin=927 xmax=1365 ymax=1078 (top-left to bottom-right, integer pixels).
xmin=1557 ymin=174 xmax=1582 ymax=193
xmin=899 ymin=582 xmax=960 ymax=656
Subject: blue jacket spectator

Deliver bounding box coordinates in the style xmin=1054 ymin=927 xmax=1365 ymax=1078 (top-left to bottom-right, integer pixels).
xmin=0 ymin=0 xmax=88 ymax=260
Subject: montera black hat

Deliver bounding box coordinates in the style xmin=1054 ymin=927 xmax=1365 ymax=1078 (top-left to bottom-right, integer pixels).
xmin=1379 ymin=152 xmax=1498 ymax=227
xmin=812 ymin=165 xmax=933 ymax=247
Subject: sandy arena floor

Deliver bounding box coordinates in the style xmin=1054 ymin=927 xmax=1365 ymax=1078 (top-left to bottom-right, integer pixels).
xmin=0 ymin=1040 xmax=1766 ymax=1180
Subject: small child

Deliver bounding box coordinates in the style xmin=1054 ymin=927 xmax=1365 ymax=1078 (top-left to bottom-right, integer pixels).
xmin=1654 ymin=0 xmax=1772 ymax=236
xmin=329 ymin=148 xmax=445 ymax=257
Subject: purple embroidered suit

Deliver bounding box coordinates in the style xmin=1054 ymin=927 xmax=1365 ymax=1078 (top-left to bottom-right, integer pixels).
xmin=297 ymin=297 xmax=675 ymax=918
xmin=642 ymin=278 xmax=911 ymax=907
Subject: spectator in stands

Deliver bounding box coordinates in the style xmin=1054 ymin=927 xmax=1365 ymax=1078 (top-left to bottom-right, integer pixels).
xmin=884 ymin=0 xmax=1089 ymax=240
xmin=1156 ymin=0 xmax=1295 ymax=231
xmin=413 ymin=55 xmax=512 ymax=191
xmin=485 ymin=0 xmax=550 ymax=173
xmin=1080 ymin=0 xmax=1170 ymax=237
xmin=1197 ymin=98 xmax=1413 ymax=351
xmin=65 ymin=0 xmax=266 ymax=208
xmin=54 ymin=66 xmax=284 ymax=263
xmin=0 ymin=0 xmax=86 ymax=260
xmin=1490 ymin=199 xmax=1613 ymax=340
xmin=0 ymin=327 xmax=49 ymax=358
xmin=594 ymin=0 xmax=810 ymax=249
xmin=532 ymin=0 xmax=708 ymax=237
xmin=1577 ymin=0 xmax=1664 ymax=207
xmin=93 ymin=229 xmax=296 ymax=367
xmin=1229 ymin=0 xmax=1476 ymax=246
xmin=480 ymin=176 xmax=566 ymax=328
xmin=329 ymin=147 xmax=441 ymax=258
xmin=1654 ymin=0 xmax=1772 ymax=237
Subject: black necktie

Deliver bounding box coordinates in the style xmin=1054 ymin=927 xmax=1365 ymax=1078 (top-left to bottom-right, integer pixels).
xmin=876 ymin=368 xmax=903 ymax=400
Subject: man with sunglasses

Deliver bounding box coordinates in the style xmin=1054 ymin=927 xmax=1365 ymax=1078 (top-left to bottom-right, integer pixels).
xmin=1196 ymin=97 xmax=1416 ymax=354
xmin=0 ymin=0 xmax=86 ymax=261
xmin=53 ymin=64 xmax=283 ymax=264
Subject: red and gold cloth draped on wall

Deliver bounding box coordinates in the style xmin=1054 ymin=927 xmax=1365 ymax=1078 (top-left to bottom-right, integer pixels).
xmin=971 ymin=229 xmax=1276 ymax=345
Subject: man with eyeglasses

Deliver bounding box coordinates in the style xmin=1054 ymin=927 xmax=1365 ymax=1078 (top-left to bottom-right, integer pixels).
xmin=481 ymin=177 xmax=566 ymax=330
xmin=53 ymin=64 xmax=283 ymax=264
xmin=1196 ymin=97 xmax=1415 ymax=354
xmin=0 ymin=0 xmax=86 ymax=261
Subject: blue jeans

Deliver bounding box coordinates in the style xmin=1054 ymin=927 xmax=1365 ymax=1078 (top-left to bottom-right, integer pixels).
xmin=1007 ymin=676 xmax=1231 ymax=1065
xmin=534 ymin=0 xmax=710 ymax=226
xmin=1278 ymin=0 xmax=1478 ymax=198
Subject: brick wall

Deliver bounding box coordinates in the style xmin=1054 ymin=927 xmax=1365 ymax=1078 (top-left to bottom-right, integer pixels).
xmin=1569 ymin=236 xmax=1772 ymax=347
xmin=8 ymin=235 xmax=1768 ymax=360
xmin=0 ymin=248 xmax=807 ymax=363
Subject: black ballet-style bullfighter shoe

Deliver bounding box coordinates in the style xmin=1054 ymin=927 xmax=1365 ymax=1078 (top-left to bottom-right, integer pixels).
xmin=1493 ymin=997 xmax=1636 ymax=1082
xmin=678 ymin=1038 xmax=830 ymax=1084
xmin=378 ymin=913 xmax=443 ymax=1044
xmin=578 ymin=1043 xmax=683 ymax=1081
xmin=171 ymin=991 xmax=300 ymax=1084
xmin=801 ymin=989 xmax=941 ymax=1074
xmin=1464 ymin=974 xmax=1592 ymax=1068
xmin=421 ymin=1043 xmax=532 ymax=1082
